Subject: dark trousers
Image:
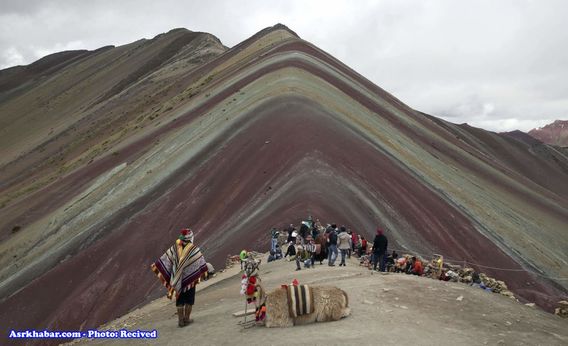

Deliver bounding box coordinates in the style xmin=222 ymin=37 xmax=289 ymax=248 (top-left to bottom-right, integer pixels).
xmin=373 ymin=252 xmax=386 ymax=271
xmin=176 ymin=286 xmax=196 ymax=306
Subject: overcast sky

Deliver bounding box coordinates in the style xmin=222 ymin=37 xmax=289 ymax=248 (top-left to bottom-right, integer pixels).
xmin=1 ymin=0 xmax=566 ymax=132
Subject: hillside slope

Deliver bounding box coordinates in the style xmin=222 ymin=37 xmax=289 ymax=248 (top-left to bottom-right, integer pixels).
xmin=0 ymin=24 xmax=566 ymax=343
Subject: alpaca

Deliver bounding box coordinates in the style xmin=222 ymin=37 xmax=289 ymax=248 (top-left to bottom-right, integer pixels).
xmin=264 ymin=285 xmax=350 ymax=327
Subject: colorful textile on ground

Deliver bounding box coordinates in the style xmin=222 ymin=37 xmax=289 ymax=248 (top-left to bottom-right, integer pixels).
xmin=151 ymin=239 xmax=208 ymax=299
xmin=286 ymin=284 xmax=314 ymax=318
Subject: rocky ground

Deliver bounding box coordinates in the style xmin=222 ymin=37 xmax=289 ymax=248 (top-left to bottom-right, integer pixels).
xmin=71 ymin=255 xmax=568 ymax=346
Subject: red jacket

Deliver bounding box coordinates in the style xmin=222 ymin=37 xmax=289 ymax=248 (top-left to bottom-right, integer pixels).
xmin=351 ymin=232 xmax=358 ymax=244
xmin=413 ymin=260 xmax=424 ymax=275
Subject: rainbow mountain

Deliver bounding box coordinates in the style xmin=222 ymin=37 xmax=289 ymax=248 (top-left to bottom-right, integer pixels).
xmin=0 ymin=24 xmax=567 ymax=336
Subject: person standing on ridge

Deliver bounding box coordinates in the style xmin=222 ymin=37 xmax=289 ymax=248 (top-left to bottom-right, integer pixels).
xmin=327 ymin=224 xmax=338 ymax=266
xmin=286 ymin=224 xmax=295 ymax=243
xmin=359 ymin=236 xmax=367 ymax=257
xmin=284 ymin=241 xmax=296 ymax=259
xmin=338 ymin=226 xmax=351 ymax=266
xmin=372 ymin=228 xmax=388 ymax=272
xmin=349 ymin=230 xmax=357 ymax=258
xmin=151 ymin=228 xmax=208 ymax=327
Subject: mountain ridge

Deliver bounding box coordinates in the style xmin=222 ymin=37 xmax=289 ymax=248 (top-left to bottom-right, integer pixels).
xmin=0 ymin=24 xmax=566 ymax=343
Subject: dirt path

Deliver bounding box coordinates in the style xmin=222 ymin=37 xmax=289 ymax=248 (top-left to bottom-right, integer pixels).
xmin=73 ymin=256 xmax=567 ymax=346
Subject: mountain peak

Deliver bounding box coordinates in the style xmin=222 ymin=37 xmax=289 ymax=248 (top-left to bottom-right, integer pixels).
xmin=1 ymin=25 xmax=567 ymax=342
xmin=270 ymin=23 xmax=300 ymax=37
xmin=528 ymin=120 xmax=568 ymax=147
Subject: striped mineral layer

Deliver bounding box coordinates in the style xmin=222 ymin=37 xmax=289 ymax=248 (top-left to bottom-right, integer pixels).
xmin=0 ymin=24 xmax=567 ymax=340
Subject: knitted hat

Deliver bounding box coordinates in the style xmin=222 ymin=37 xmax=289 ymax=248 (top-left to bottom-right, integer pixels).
xmin=179 ymin=228 xmax=194 ymax=243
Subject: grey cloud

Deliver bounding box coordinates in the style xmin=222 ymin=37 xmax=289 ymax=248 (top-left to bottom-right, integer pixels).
xmin=0 ymin=0 xmax=46 ymax=15
xmin=0 ymin=0 xmax=566 ymax=132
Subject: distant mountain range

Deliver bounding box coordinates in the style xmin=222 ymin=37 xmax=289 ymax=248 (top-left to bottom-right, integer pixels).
xmin=528 ymin=120 xmax=568 ymax=147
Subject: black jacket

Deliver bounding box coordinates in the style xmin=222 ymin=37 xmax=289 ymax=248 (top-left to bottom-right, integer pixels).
xmin=328 ymin=231 xmax=338 ymax=245
xmin=285 ymin=244 xmax=296 ymax=257
xmin=373 ymin=234 xmax=388 ymax=254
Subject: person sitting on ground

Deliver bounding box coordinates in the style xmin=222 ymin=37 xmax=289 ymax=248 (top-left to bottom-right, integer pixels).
xmin=268 ymin=250 xmax=277 ymax=262
xmin=409 ymin=256 xmax=424 ymax=276
xmin=359 ymin=248 xmax=372 ymax=268
xmin=267 ymin=245 xmax=283 ymax=262
xmin=338 ymin=227 xmax=351 ymax=266
xmin=445 ymin=269 xmax=459 ymax=282
xmin=438 ymin=268 xmax=449 ymax=281
xmin=471 ymin=271 xmax=481 ymax=285
xmin=386 ymin=250 xmax=398 ymax=272
xmin=395 ymin=256 xmax=407 ymax=273
xmin=438 ymin=268 xmax=458 ymax=281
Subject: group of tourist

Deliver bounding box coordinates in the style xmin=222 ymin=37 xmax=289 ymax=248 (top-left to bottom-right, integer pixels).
xmin=150 ymin=220 xmax=487 ymax=328
xmin=360 ymin=249 xmax=424 ymax=276
xmin=266 ymin=217 xmax=392 ymax=273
